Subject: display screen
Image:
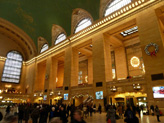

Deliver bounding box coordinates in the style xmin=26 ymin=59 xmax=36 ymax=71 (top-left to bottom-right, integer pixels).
xmin=43 ymin=95 xmax=47 ymax=100
xmin=153 ymin=86 xmax=164 ymax=98
xmin=95 ymin=91 xmax=103 ymax=99
xmin=64 ymin=93 xmax=68 ymax=100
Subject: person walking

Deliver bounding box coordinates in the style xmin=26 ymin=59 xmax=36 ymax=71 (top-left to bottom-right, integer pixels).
xmin=155 ymin=105 xmax=161 ymax=122
xmin=136 ymin=105 xmax=141 ymax=118
xmin=0 ymin=111 xmax=3 ymax=122
xmin=83 ymin=105 xmax=87 ymax=118
xmin=117 ymin=105 xmax=123 ymax=119
xmin=106 ymin=105 xmax=116 ymax=123
xmin=89 ymin=105 xmax=93 ymax=117
xmin=5 ymin=105 xmax=10 ymax=117
xmin=60 ymin=106 xmax=68 ymax=123
xmin=18 ymin=105 xmax=24 ymax=123
xmin=150 ymin=105 xmax=155 ymax=116
xmin=124 ymin=105 xmax=135 ymax=123
xmin=98 ymin=104 xmax=102 ymax=114
xmin=93 ymin=104 xmax=96 ymax=113
xmin=23 ymin=105 xmax=30 ymax=123
xmin=31 ymin=106 xmax=40 ymax=123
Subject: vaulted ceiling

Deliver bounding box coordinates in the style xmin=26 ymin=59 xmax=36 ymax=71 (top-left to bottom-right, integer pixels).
xmin=0 ymin=0 xmax=100 ymax=46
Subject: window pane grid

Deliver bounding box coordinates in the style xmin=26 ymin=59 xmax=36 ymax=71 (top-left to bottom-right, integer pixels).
xmin=104 ymin=0 xmax=132 ymax=17
xmin=55 ymin=33 xmax=66 ymax=45
xmin=1 ymin=51 xmax=22 ymax=83
xmin=74 ymin=18 xmax=92 ymax=33
xmin=40 ymin=44 xmax=49 ymax=53
xmin=120 ymin=26 xmax=138 ymax=37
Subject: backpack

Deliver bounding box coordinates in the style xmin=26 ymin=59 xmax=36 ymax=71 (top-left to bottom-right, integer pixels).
xmin=127 ymin=110 xmax=134 ymax=119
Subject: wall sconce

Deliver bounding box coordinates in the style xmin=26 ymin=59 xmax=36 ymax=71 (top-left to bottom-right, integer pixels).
xmin=5 ymin=84 xmax=12 ymax=88
xmin=40 ymin=93 xmax=42 ymax=97
xmin=56 ymin=77 xmax=58 ymax=83
xmin=85 ymin=76 xmax=88 ymax=83
xmin=110 ymin=86 xmax=117 ymax=92
xmin=58 ymin=91 xmax=61 ymax=96
xmin=50 ymin=91 xmax=54 ymax=96
xmin=133 ymin=84 xmax=141 ymax=90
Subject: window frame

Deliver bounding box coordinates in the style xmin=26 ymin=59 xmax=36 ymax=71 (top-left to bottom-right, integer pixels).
xmin=104 ymin=0 xmax=132 ymax=17
xmin=1 ymin=51 xmax=23 ymax=84
xmin=40 ymin=43 xmax=49 ymax=53
xmin=54 ymin=33 xmax=67 ymax=45
xmin=74 ymin=18 xmax=92 ymax=34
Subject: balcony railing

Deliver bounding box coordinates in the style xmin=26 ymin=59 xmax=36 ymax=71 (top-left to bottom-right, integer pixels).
xmin=107 ymin=76 xmax=145 ymax=85
xmin=71 ymin=84 xmax=93 ymax=89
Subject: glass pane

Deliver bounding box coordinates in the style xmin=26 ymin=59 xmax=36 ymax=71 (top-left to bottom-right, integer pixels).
xmin=55 ymin=33 xmax=66 ymax=45
xmin=1 ymin=51 xmax=23 ymax=83
xmin=40 ymin=44 xmax=49 ymax=53
xmin=74 ymin=18 xmax=92 ymax=33
xmin=104 ymin=0 xmax=132 ymax=17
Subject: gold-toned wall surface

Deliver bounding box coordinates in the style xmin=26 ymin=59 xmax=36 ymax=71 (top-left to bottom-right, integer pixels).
xmin=1 ymin=0 xmax=164 ymax=113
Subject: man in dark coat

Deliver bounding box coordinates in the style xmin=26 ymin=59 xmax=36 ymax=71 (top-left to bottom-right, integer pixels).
xmin=18 ymin=105 xmax=24 ymax=123
xmin=60 ymin=106 xmax=68 ymax=123
xmin=31 ymin=106 xmax=40 ymax=123
xmin=0 ymin=111 xmax=3 ymax=121
xmin=23 ymin=105 xmax=30 ymax=123
xmin=71 ymin=110 xmax=86 ymax=123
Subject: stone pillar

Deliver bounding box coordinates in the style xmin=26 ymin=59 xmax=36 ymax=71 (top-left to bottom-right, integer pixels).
xmin=114 ymin=47 xmax=128 ymax=80
xmin=51 ymin=58 xmax=58 ymax=89
xmin=92 ymin=34 xmax=112 ymax=109
xmin=43 ymin=57 xmax=52 ymax=104
xmin=24 ymin=62 xmax=37 ymax=102
xmin=137 ymin=7 xmax=164 ymax=111
xmin=88 ymin=56 xmax=93 ymax=84
xmin=63 ymin=46 xmax=79 ymax=103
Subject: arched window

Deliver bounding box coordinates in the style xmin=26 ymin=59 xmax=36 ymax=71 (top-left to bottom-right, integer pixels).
xmin=104 ymin=0 xmax=132 ymax=17
xmin=1 ymin=51 xmax=23 ymax=83
xmin=40 ymin=43 xmax=49 ymax=53
xmin=74 ymin=18 xmax=92 ymax=34
xmin=55 ymin=33 xmax=66 ymax=45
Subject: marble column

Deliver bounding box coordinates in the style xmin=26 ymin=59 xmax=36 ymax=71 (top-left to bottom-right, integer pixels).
xmin=92 ymin=34 xmax=112 ymax=110
xmin=63 ymin=46 xmax=79 ymax=102
xmin=114 ymin=47 xmax=128 ymax=80
xmin=88 ymin=56 xmax=93 ymax=84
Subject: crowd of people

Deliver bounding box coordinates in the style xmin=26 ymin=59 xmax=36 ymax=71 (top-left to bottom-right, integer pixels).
xmin=106 ymin=104 xmax=162 ymax=123
xmin=0 ymin=103 xmax=162 ymax=123
xmin=0 ymin=103 xmax=87 ymax=123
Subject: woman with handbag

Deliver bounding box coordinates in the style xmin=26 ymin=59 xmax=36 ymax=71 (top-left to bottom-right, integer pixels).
xmin=106 ymin=105 xmax=116 ymax=123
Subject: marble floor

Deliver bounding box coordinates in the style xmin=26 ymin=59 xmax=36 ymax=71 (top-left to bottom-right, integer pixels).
xmin=84 ymin=113 xmax=164 ymax=123
xmin=0 ymin=108 xmax=164 ymax=123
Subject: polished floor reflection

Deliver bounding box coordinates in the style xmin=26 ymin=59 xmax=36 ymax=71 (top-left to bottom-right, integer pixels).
xmin=0 ymin=108 xmax=164 ymax=123
xmin=84 ymin=113 xmax=164 ymax=123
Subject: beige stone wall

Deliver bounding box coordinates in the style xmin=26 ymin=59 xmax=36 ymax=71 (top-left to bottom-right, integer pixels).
xmin=115 ymin=47 xmax=128 ymax=79
xmin=136 ymin=2 xmax=164 ymax=110
xmin=0 ymin=18 xmax=37 ymax=60
xmin=34 ymin=61 xmax=46 ymax=91
xmin=57 ymin=65 xmax=64 ymax=87
xmin=25 ymin=63 xmax=36 ymax=94
xmin=0 ymin=33 xmax=27 ymax=60
xmin=1 ymin=0 xmax=164 ymax=110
